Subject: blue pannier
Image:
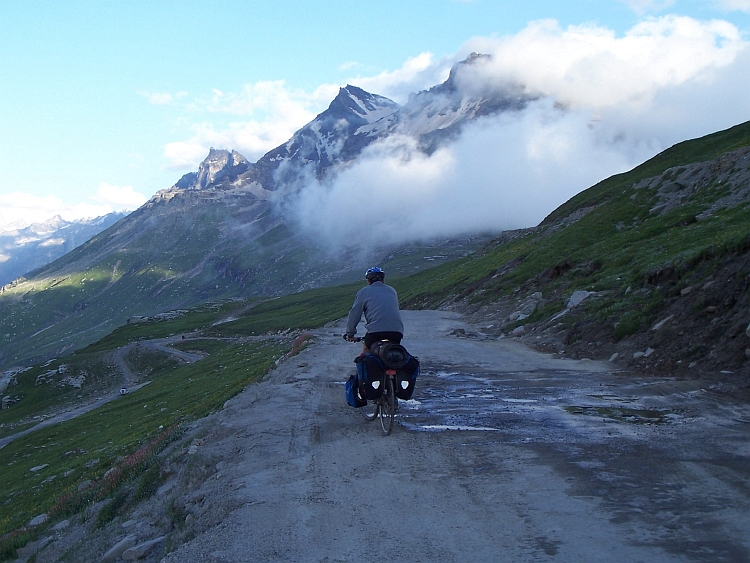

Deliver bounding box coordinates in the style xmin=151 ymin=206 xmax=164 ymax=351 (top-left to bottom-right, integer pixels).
xmin=345 ymin=374 xmax=366 ymax=408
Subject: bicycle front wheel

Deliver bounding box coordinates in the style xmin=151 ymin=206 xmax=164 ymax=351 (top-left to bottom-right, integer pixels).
xmin=379 ymin=376 xmax=395 ymax=435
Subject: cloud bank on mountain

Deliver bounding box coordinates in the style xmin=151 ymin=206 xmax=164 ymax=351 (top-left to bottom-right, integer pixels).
xmin=285 ymin=15 xmax=750 ymax=250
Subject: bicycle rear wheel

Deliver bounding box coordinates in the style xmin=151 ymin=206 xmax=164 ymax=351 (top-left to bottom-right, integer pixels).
xmin=379 ymin=376 xmax=395 ymax=435
xmin=360 ymin=398 xmax=378 ymax=421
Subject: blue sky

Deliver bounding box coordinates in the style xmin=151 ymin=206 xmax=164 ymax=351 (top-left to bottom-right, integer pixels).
xmin=1 ymin=0 xmax=749 ymax=231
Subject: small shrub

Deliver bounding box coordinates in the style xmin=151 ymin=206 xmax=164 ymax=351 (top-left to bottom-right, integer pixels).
xmin=614 ymin=310 xmax=644 ymax=339
xmin=135 ymin=463 xmax=162 ymax=500
xmin=167 ymin=499 xmax=187 ymax=530
xmin=95 ymin=488 xmax=129 ymax=529
xmin=0 ymin=528 xmax=35 ymax=561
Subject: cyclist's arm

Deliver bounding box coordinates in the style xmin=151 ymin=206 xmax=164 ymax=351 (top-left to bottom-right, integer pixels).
xmin=345 ymin=290 xmax=366 ymax=337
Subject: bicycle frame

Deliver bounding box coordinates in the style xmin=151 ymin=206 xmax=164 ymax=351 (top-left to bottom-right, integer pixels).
xmin=347 ymin=335 xmax=399 ymax=435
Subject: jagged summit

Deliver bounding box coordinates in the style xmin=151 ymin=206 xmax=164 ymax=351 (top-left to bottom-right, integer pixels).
xmin=166 ymin=53 xmax=535 ymax=193
xmin=174 ymin=148 xmax=250 ymax=191
xmin=329 ymin=85 xmax=400 ymax=122
xmin=441 ymin=52 xmax=491 ymax=92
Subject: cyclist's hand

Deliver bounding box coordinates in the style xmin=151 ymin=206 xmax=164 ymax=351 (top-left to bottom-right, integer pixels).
xmin=343 ymin=334 xmax=358 ymax=342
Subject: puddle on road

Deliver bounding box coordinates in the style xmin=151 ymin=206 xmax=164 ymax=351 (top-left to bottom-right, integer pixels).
xmin=397 ymin=367 xmax=681 ymax=436
xmin=564 ymin=406 xmax=671 ymax=424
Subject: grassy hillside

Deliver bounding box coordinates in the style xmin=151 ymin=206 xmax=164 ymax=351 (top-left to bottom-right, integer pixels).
xmin=0 ymin=187 xmax=488 ymax=373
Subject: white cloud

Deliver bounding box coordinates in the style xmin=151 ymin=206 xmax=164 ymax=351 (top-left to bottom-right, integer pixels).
xmin=161 ymin=81 xmax=340 ymax=170
xmin=92 ymin=183 xmax=148 ymax=209
xmin=339 ymin=61 xmax=361 ymax=71
xmin=0 ymin=184 xmax=147 ymax=231
xmin=0 ymin=192 xmax=108 ymax=231
xmin=460 ymin=16 xmax=745 ymax=111
xmin=287 ymin=101 xmax=648 ymax=249
xmin=349 ymin=52 xmax=453 ymax=104
xmin=163 ymin=139 xmax=212 ymax=171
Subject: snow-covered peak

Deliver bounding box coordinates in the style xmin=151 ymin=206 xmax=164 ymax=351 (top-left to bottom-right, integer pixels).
xmin=163 ymin=54 xmax=535 ymax=194
xmin=333 ymin=85 xmax=400 ymax=124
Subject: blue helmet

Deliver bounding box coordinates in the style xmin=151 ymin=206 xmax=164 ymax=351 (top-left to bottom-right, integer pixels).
xmin=365 ymin=266 xmax=385 ymax=281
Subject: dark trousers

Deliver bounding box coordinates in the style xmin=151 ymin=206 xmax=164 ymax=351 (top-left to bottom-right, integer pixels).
xmin=364 ymin=331 xmax=403 ymax=349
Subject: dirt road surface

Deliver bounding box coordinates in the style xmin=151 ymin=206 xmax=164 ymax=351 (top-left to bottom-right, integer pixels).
xmin=151 ymin=310 xmax=750 ymax=563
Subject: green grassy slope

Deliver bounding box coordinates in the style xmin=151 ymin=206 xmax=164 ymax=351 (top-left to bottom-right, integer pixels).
xmin=0 ymin=283 xmax=360 ymax=557
xmin=543 ymin=119 xmax=750 ymax=226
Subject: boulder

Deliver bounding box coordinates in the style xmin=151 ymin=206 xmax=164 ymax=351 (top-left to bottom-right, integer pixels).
xmin=28 ymin=514 xmax=48 ymax=527
xmin=122 ymin=536 xmax=166 ymax=560
xmin=100 ymin=535 xmax=138 ymax=562
xmin=52 ymin=519 xmax=70 ymax=531
xmin=78 ymin=480 xmax=94 ymax=491
xmin=566 ymin=290 xmax=590 ymax=309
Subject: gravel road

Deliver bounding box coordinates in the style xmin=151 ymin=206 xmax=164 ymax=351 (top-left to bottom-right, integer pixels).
xmin=155 ymin=310 xmax=750 ymax=563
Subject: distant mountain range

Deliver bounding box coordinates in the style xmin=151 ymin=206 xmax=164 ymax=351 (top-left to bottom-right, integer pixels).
xmin=0 ymin=213 xmax=127 ymax=286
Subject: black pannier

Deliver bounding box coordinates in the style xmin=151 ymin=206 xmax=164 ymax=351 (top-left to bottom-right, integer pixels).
xmin=354 ymin=353 xmax=386 ymax=400
xmin=395 ymin=356 xmax=420 ymax=400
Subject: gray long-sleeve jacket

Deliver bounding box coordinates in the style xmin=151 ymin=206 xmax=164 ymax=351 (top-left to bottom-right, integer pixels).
xmin=345 ymin=281 xmax=404 ymax=336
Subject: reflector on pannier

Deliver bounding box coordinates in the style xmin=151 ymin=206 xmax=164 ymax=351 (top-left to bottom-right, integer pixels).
xmin=354 ymin=353 xmax=386 ymax=400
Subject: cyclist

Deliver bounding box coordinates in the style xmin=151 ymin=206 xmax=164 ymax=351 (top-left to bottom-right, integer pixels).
xmin=344 ymin=267 xmax=404 ymax=354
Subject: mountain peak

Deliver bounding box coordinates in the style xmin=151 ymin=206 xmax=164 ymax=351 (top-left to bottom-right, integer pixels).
xmin=327 ymin=85 xmax=399 ymax=121
xmin=173 ymin=148 xmax=250 ymax=191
